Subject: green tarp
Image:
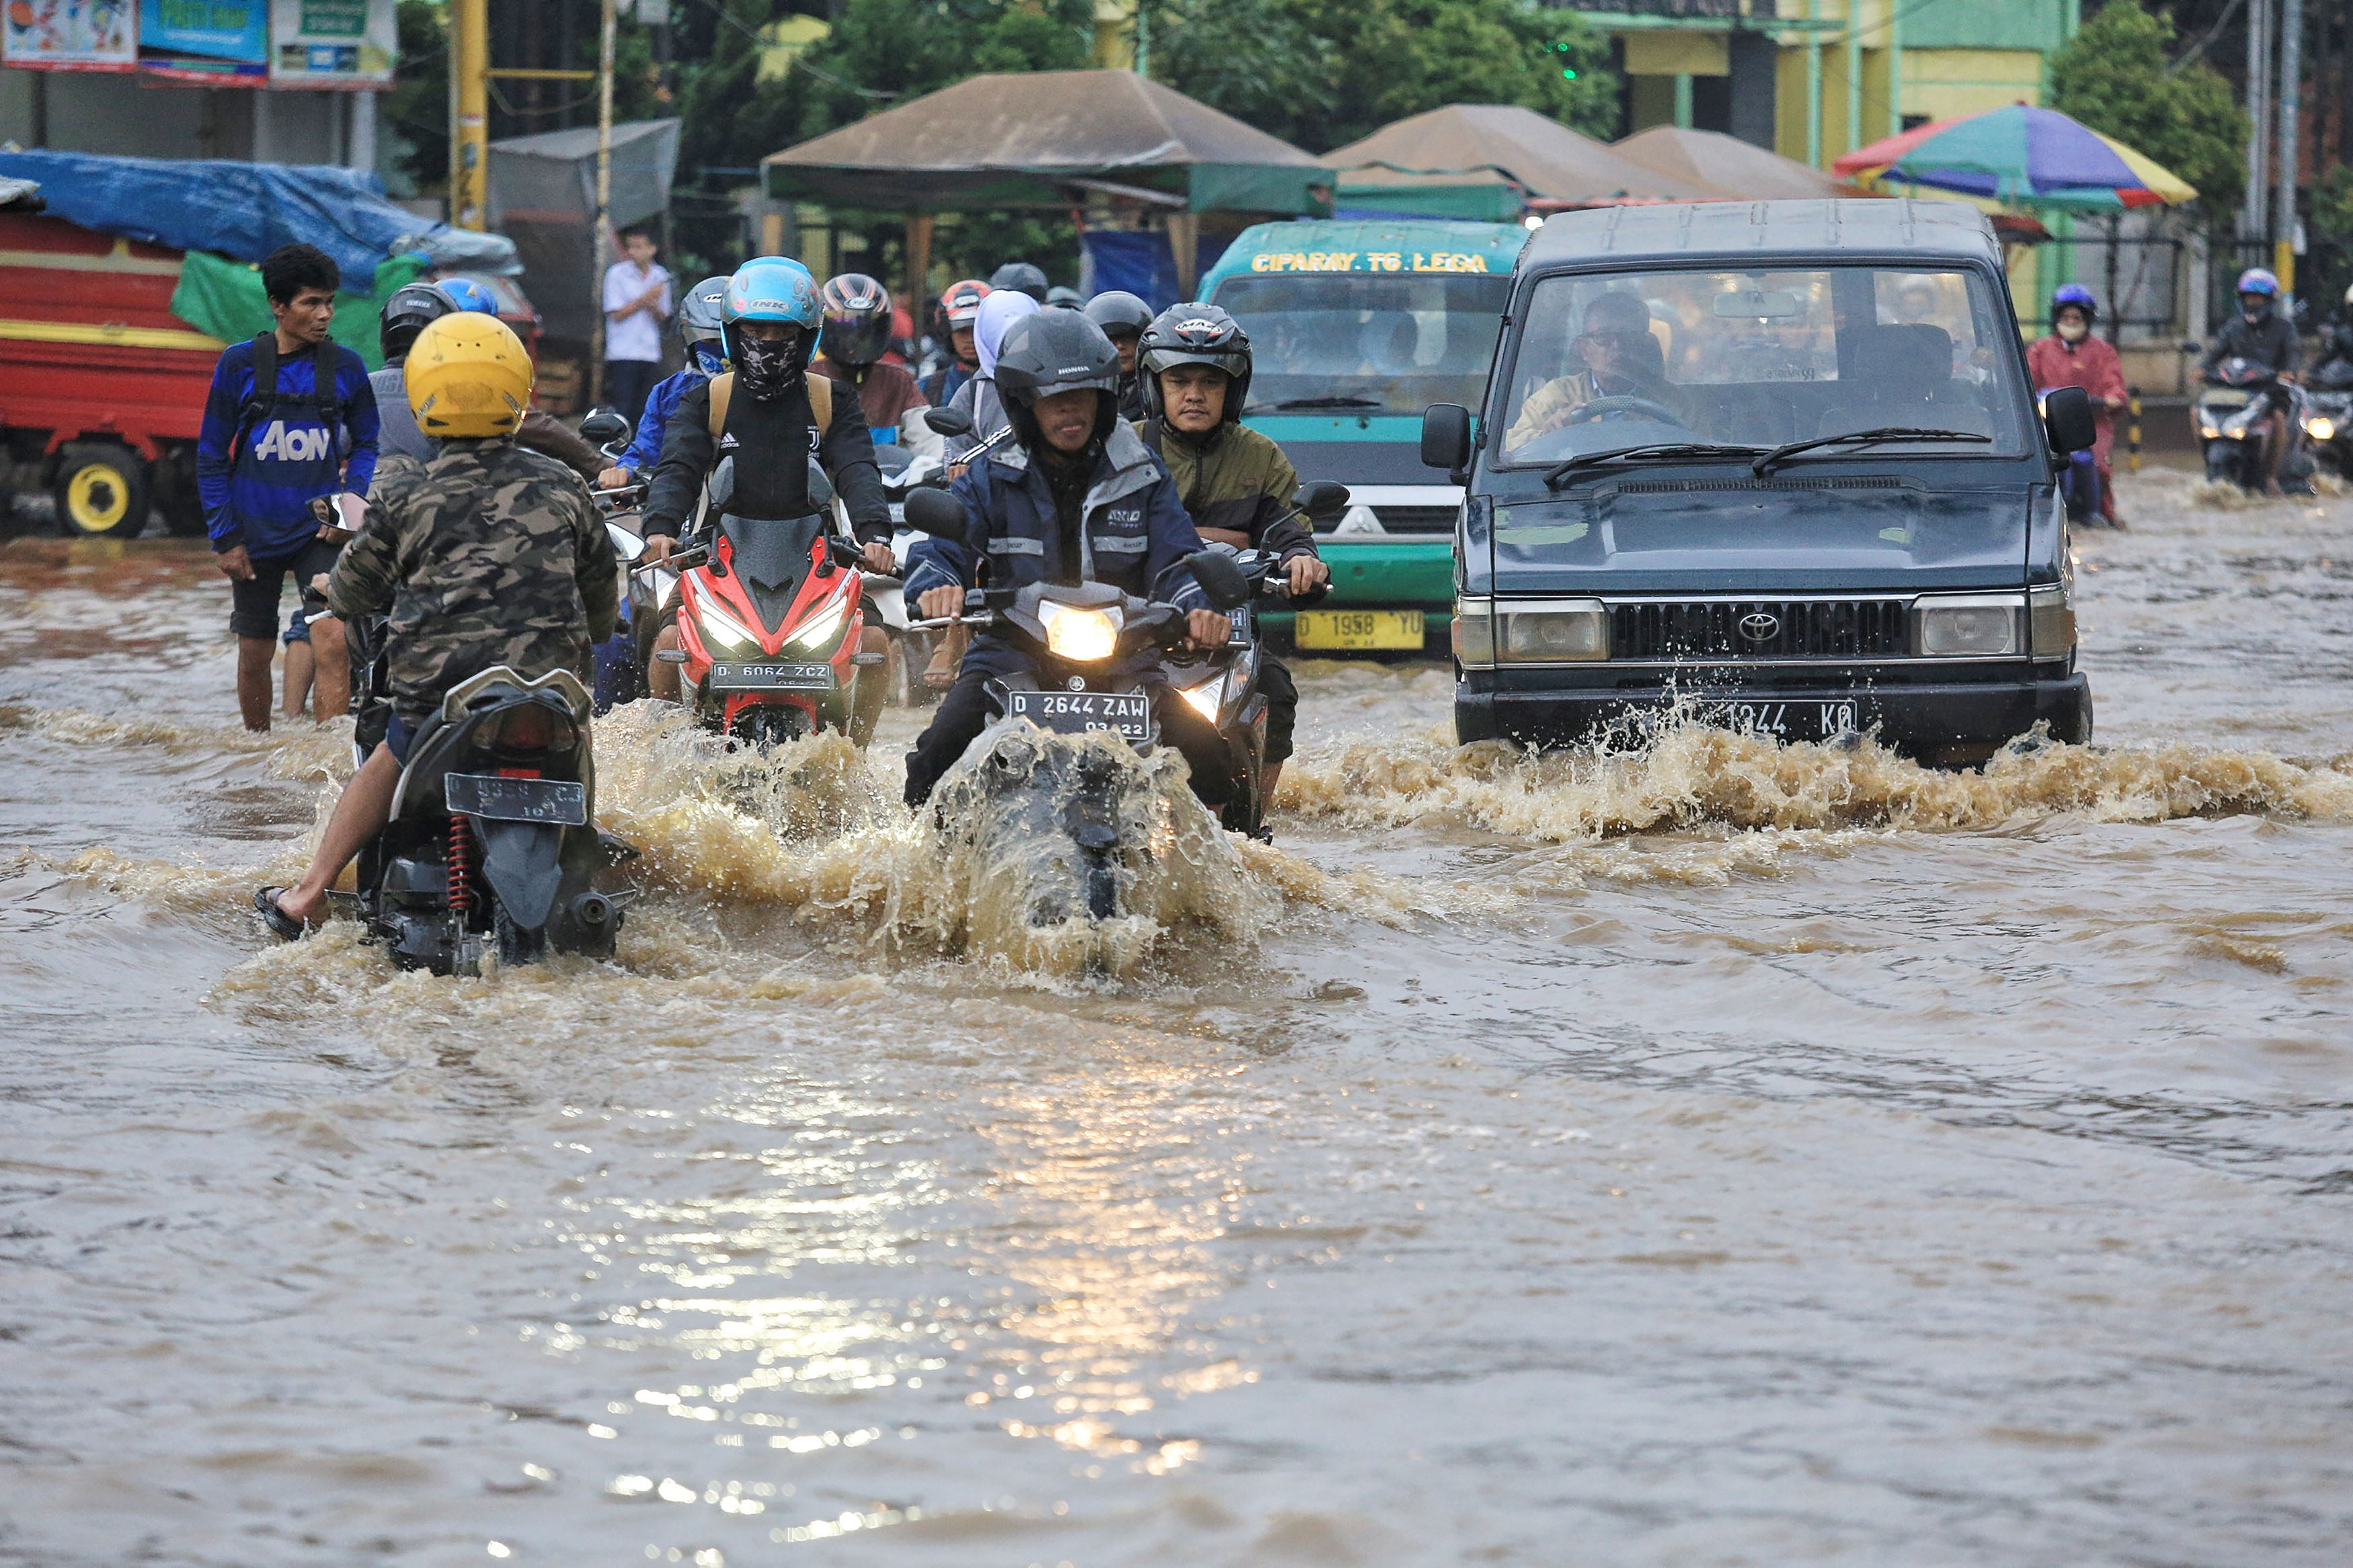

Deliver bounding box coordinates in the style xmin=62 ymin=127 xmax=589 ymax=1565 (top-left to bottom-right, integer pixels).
xmin=169 ymin=251 xmax=426 ymax=371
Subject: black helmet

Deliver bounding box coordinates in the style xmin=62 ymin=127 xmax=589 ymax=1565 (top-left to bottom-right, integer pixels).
xmin=1139 ymin=302 xmax=1252 ymax=422
xmin=989 ymin=261 xmax=1050 ymax=302
xmin=994 ymin=309 xmax=1123 ymax=448
xmin=1082 ymin=290 xmax=1153 ymax=341
xmin=1045 ymin=285 xmax=1085 ymax=311
xmin=380 ymin=281 xmax=453 ymax=364
xmin=818 ymin=271 xmax=892 ymax=367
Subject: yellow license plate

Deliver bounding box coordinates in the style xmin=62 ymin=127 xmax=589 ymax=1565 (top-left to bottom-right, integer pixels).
xmin=1294 ymin=609 xmax=1426 ymax=651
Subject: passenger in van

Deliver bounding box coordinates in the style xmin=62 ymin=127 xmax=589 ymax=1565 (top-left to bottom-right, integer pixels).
xmin=1505 ymin=291 xmax=1679 ymax=450
xmin=1819 ymin=323 xmax=1991 ymax=436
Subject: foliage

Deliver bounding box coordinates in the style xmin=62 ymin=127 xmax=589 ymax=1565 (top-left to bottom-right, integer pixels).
xmin=385 ymin=0 xmax=449 ymax=196
xmin=2047 ymin=0 xmax=2247 ymax=228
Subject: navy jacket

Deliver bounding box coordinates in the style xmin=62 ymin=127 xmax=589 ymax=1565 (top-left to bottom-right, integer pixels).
xmin=196 ymin=337 xmax=378 ymax=557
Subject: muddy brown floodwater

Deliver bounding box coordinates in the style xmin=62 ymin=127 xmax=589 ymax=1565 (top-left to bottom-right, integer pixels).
xmin=3 ymin=464 xmax=2352 ymax=1568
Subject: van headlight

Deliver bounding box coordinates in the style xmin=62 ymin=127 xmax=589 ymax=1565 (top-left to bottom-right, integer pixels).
xmin=1497 ymin=600 xmax=1608 ymax=662
xmin=1453 ymin=597 xmax=1494 ymax=667
xmin=1038 ymin=601 xmax=1122 ymax=661
xmin=1915 ymin=593 xmax=2023 ymax=657
xmin=2028 ymin=585 xmax=2074 ymax=656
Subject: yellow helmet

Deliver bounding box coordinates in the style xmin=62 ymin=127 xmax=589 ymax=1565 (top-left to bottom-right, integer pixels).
xmin=405 ymin=311 xmax=533 ymax=440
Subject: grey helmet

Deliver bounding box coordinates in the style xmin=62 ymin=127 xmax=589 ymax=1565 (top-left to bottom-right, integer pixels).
xmin=993 ymin=309 xmax=1123 ymax=448
xmin=1082 ymin=290 xmax=1154 ymax=343
xmin=677 ymin=274 xmax=730 ymax=372
xmin=1045 ymin=285 xmax=1085 ymax=310
xmin=989 ymin=261 xmax=1050 ymax=302
xmin=1139 ymin=301 xmax=1252 ymax=423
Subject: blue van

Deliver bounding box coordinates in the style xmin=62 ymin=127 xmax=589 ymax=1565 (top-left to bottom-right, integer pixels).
xmin=1198 ymin=218 xmax=1527 ymax=653
xmin=1421 ymin=200 xmax=2096 ymax=764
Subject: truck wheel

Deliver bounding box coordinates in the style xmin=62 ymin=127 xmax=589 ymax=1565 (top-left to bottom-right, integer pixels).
xmin=54 ymin=444 xmax=150 ymax=538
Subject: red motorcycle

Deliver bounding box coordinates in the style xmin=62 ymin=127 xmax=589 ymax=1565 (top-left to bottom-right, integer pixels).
xmin=660 ymin=512 xmax=883 ymax=747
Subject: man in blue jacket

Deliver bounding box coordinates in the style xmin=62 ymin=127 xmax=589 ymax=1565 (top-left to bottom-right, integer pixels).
xmin=197 ymin=243 xmax=379 ymax=731
xmin=598 ymin=274 xmax=729 ymax=489
xmin=900 ymin=311 xmax=1227 ymax=808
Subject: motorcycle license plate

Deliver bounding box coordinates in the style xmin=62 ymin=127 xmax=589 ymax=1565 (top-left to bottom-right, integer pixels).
xmin=446 ymin=773 xmax=587 ymax=826
xmin=707 ymin=661 xmax=836 ymax=692
xmin=1294 ymin=609 xmax=1425 ymax=651
xmin=1716 ymin=700 xmax=1860 ymax=741
xmin=1004 ymin=688 xmax=1152 ymax=741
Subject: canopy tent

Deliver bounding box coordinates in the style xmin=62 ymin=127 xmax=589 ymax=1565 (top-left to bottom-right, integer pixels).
xmin=762 ymin=70 xmax=1330 ymax=216
xmin=1322 ymin=104 xmax=1730 ymax=221
xmin=1613 ymin=126 xmax=1855 ymax=202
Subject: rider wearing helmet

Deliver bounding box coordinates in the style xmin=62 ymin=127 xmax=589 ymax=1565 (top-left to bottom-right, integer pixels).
xmin=2203 ymin=267 xmax=2304 ymax=493
xmin=257 ymin=311 xmax=618 ymax=940
xmin=1083 ymin=290 xmax=1154 ymax=420
xmin=900 ymin=310 xmax=1230 ymax=808
xmin=638 ymin=257 xmax=895 ymax=720
xmin=600 ymin=274 xmax=729 ymax=487
xmin=1135 ymin=302 xmax=1328 ymax=795
xmin=988 ymin=261 xmax=1051 ymax=302
xmin=2026 ymin=284 xmax=2128 ymax=526
xmin=374 ymin=280 xmax=603 ymax=478
xmin=1045 ymin=285 xmax=1085 ymax=311
xmin=807 ymin=272 xmax=928 ymax=443
xmin=921 ymin=278 xmax=992 ymax=406
xmin=942 ymin=288 xmax=1041 ymax=466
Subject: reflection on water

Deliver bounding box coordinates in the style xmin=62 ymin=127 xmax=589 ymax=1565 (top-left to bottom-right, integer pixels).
xmin=3 ymin=472 xmax=2353 ymax=1565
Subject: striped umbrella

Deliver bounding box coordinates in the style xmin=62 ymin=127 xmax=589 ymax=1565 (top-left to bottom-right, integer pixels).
xmin=1832 ymin=103 xmax=2196 ymax=210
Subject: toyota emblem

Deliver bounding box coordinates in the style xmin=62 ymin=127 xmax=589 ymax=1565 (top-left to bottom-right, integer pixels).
xmin=1738 ymin=612 xmax=1780 ymax=643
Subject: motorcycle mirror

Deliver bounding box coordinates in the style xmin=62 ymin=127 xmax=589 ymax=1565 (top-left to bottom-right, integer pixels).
xmin=902 ymin=487 xmax=969 ymax=538
xmin=2042 ymin=384 xmax=2098 ymax=454
xmin=1294 ymin=481 xmax=1351 ymax=522
xmin=1187 ymin=549 xmax=1251 ymax=611
xmin=580 ymin=405 xmax=633 ymax=450
xmin=2178 ymin=340 xmax=2202 ymax=355
xmin=924 ymin=405 xmax=975 ymax=438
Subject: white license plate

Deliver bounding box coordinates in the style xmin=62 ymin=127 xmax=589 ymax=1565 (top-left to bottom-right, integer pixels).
xmin=1004 ymin=688 xmax=1152 ymax=741
xmin=445 ymin=773 xmax=587 ymax=826
xmin=1718 ymin=700 xmax=1859 ymax=740
xmin=708 ymin=661 xmax=835 ymax=692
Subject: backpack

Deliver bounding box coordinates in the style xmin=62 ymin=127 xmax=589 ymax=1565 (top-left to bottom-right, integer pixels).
xmin=235 ymin=332 xmax=345 ymax=454
xmin=705 ymin=369 xmax=831 ymax=440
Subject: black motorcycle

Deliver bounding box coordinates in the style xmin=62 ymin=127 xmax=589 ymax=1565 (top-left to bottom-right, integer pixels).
xmin=354 ymin=666 xmax=637 ymax=975
xmin=2306 ymin=324 xmax=2353 ymax=479
xmin=2195 ymin=356 xmax=2317 ymax=493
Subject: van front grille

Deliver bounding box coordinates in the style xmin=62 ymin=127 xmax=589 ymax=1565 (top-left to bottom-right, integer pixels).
xmin=1611 ymin=599 xmax=1911 ymax=659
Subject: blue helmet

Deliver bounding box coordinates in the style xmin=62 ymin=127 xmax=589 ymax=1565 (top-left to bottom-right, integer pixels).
xmin=678 ymin=274 xmax=731 ymax=377
xmin=723 ymin=256 xmax=821 ymax=369
xmin=2050 ymin=283 xmax=2098 ymax=325
xmin=2236 ymin=267 xmax=2280 ymax=298
xmin=436 ymin=276 xmax=502 ymax=315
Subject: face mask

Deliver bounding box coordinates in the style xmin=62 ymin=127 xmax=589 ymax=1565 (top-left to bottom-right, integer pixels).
xmin=2057 ymin=319 xmax=2088 ymax=343
xmin=689 ymin=341 xmax=726 ymax=377
xmin=2242 ymin=298 xmax=2271 ymax=322
xmin=735 ymin=333 xmax=798 ymax=401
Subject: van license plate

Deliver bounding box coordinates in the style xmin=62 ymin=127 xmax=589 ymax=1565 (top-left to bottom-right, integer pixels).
xmin=709 ymin=661 xmax=835 ymax=691
xmin=446 ymin=773 xmax=588 ymax=826
xmin=1721 ymin=700 xmax=1860 ymax=740
xmin=1004 ymin=688 xmax=1151 ymax=741
xmin=1295 ymin=609 xmax=1425 ymax=651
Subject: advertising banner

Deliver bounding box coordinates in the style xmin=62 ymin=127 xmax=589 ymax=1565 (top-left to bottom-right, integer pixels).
xmin=3 ymin=0 xmax=139 ymax=73
xmin=269 ymin=0 xmax=395 ymax=89
xmin=138 ymin=0 xmax=266 ymax=83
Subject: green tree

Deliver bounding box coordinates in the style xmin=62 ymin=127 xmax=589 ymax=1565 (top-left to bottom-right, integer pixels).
xmin=385 ymin=0 xmax=448 ymax=196
xmin=2047 ymin=0 xmax=2246 ymax=228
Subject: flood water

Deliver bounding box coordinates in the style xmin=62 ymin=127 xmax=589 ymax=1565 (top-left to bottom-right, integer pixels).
xmin=3 ymin=464 xmax=2351 ymax=1567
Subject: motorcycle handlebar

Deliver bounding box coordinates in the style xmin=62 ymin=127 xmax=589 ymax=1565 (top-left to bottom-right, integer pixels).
xmin=634 ymin=546 xmax=707 ymax=576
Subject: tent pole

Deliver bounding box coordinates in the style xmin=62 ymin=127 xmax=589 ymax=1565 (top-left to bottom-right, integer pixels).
xmin=592 ymin=0 xmax=616 ymax=409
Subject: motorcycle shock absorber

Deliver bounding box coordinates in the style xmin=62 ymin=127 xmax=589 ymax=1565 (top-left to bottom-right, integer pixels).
xmin=446 ymin=815 xmax=476 ymax=919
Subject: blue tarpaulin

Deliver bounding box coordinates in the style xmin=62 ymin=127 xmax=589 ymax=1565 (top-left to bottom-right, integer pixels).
xmin=1079 ymin=229 xmax=1226 ymax=310
xmin=0 ymin=149 xmax=448 ymax=284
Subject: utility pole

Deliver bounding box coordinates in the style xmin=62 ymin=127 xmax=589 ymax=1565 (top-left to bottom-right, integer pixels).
xmin=2275 ymin=0 xmax=2301 ymax=294
xmin=592 ymin=0 xmax=618 ymax=407
xmin=2243 ymin=0 xmax=2270 ymax=251
xmin=448 ymin=0 xmax=489 ymax=229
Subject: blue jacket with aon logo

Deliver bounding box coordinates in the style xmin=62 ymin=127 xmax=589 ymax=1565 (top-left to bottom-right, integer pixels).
xmin=196 ymin=336 xmax=379 ymax=558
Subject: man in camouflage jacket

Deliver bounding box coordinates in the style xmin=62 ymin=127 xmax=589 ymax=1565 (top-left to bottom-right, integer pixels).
xmin=261 ymin=438 xmax=619 ymax=931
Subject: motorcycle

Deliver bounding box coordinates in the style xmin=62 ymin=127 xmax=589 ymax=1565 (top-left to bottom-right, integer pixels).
xmin=353 ymin=665 xmax=637 ymax=975
xmin=2305 ymin=325 xmax=2353 ymax=478
xmin=577 ymin=405 xmax=651 ymax=711
xmin=2036 ymin=389 xmax=2108 ymax=525
xmin=2195 ymin=356 xmax=2318 ymax=493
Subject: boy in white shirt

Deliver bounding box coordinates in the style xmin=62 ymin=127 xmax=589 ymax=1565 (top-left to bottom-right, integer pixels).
xmin=601 ymin=227 xmax=672 ymax=427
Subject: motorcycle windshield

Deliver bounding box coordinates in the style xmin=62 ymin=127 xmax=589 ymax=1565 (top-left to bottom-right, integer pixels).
xmin=720 ymin=513 xmax=824 ymax=630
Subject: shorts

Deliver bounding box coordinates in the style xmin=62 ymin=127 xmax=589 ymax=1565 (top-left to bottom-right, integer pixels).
xmin=383 ymin=710 xmax=416 ymax=766
xmin=229 ymin=536 xmax=342 ymax=641
xmin=282 ymin=603 xmax=310 ymax=647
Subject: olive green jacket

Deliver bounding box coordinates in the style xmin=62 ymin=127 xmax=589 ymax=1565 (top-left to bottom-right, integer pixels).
xmin=1135 ymin=418 xmax=1320 ymax=563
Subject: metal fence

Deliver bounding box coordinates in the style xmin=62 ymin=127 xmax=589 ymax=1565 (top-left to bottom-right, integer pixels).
xmin=2048 ymin=230 xmax=2185 ymax=339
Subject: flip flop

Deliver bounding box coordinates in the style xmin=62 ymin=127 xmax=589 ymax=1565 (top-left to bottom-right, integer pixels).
xmin=253 ymin=886 xmax=306 ymax=942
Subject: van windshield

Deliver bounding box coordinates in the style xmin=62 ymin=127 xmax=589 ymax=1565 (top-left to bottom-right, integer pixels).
xmin=1496 ymin=266 xmax=2032 ymax=464
xmin=1212 ymin=273 xmax=1511 ymax=417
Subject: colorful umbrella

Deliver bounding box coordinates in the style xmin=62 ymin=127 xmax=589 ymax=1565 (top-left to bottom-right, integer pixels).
xmin=1832 ymin=103 xmax=2196 ymax=210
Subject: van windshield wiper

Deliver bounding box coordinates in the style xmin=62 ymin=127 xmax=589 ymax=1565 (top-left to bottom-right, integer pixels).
xmin=1543 ymin=442 xmax=1767 ymax=489
xmin=1267 ymin=395 xmax=1384 ymax=411
xmin=1751 ymin=427 xmax=1991 ymax=477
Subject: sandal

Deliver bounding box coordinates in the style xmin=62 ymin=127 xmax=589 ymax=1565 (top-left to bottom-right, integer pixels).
xmin=923 ymin=624 xmax=969 ymax=692
xmin=253 ymin=886 xmax=306 ymax=942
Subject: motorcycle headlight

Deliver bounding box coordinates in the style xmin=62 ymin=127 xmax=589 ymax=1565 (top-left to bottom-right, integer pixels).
xmin=696 ymin=600 xmax=760 ymax=654
xmin=1915 ymin=593 xmax=2023 ymax=658
xmin=1039 ymin=602 xmax=1123 ymax=661
xmin=2309 ymin=417 xmax=2338 ymax=442
xmin=1176 ymin=669 xmax=1226 ymax=722
xmin=1497 ymin=600 xmax=1607 ymax=662
xmin=789 ymin=601 xmax=848 ymax=655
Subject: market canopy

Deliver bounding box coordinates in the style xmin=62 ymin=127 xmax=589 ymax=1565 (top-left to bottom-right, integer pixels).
xmin=1833 ymin=104 xmax=2196 ymax=210
xmin=762 ymin=69 xmax=1331 ymax=216
xmin=1613 ymin=126 xmax=1855 ymax=202
xmin=1322 ymin=104 xmax=1730 ymax=221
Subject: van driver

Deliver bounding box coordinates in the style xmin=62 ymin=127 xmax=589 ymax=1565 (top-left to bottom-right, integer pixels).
xmin=1505 ymin=290 xmax=1677 ymax=451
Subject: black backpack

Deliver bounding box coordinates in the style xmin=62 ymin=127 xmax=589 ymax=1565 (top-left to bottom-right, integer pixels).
xmin=235 ymin=331 xmax=346 ymax=453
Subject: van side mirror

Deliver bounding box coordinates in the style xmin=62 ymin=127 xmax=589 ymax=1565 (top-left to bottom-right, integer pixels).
xmin=1421 ymin=403 xmax=1472 ymax=473
xmin=924 ymin=405 xmax=975 ymax=438
xmin=1294 ymin=481 xmax=1350 ymax=523
xmin=2042 ymin=384 xmax=2097 ymax=454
